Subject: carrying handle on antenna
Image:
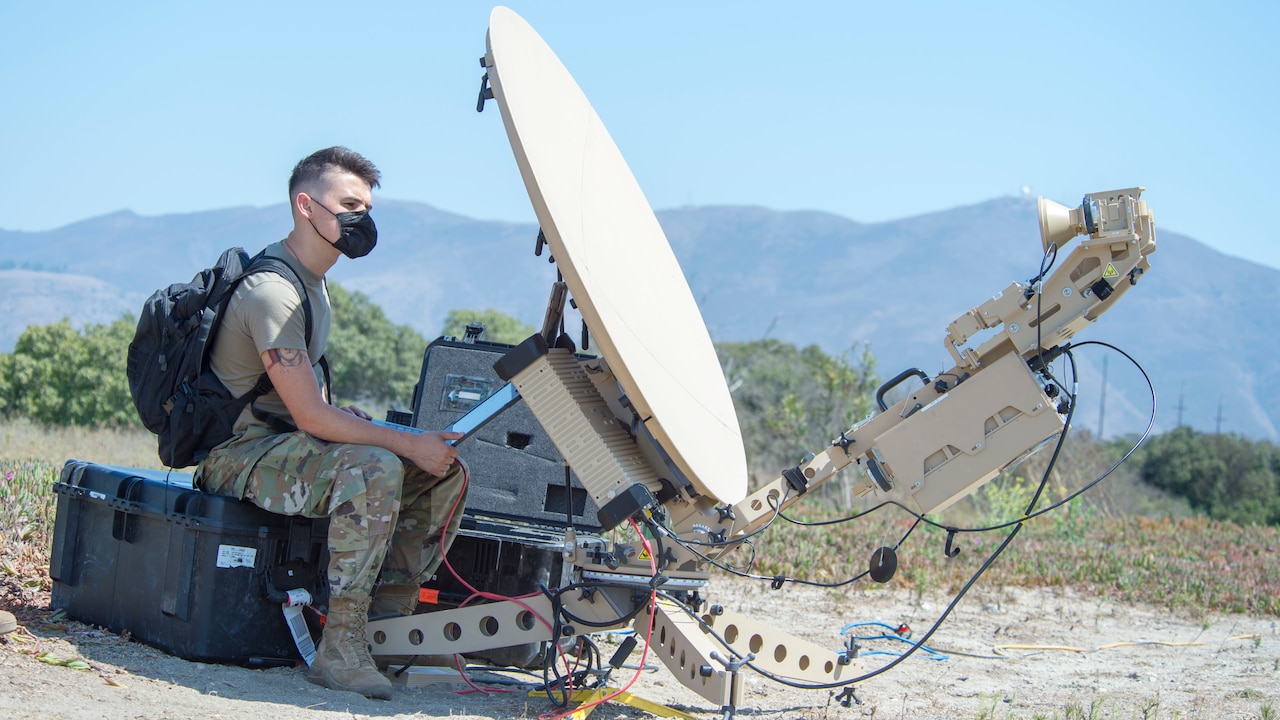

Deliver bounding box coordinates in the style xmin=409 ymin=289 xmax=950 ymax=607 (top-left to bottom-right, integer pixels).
xmin=540 ymin=280 xmax=568 ymax=344
xmin=476 ymin=70 xmax=494 ymax=112
xmin=875 ymin=368 xmax=930 ymax=412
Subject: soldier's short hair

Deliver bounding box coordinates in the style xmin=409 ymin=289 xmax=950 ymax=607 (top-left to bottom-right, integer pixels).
xmin=288 ymin=146 xmax=382 ymax=195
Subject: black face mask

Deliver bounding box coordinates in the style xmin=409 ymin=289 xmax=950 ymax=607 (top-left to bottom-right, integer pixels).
xmin=307 ymin=197 xmax=378 ymax=258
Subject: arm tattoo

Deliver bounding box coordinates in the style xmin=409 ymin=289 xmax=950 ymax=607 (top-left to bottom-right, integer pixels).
xmin=266 ymin=348 xmax=307 ymax=371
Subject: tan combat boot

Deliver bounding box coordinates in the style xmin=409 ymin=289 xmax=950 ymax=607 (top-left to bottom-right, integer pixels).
xmin=306 ymin=596 xmax=393 ymax=700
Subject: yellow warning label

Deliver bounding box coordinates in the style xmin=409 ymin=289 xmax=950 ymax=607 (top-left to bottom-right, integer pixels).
xmin=637 ymin=549 xmax=652 ymax=562
xmin=1103 ymin=264 xmax=1119 ymax=278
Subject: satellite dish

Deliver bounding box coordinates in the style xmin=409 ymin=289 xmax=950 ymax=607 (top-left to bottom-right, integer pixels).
xmin=485 ymin=6 xmax=748 ymax=504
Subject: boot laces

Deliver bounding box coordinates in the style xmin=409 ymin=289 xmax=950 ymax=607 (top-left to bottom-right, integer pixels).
xmin=336 ymin=601 xmax=377 ymax=670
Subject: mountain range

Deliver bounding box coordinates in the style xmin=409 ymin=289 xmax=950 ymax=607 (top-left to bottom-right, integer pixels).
xmin=1 ymin=197 xmax=1269 ymax=441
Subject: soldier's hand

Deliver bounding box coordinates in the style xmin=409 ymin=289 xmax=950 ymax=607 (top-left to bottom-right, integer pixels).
xmin=405 ymin=431 xmax=463 ymax=477
xmin=340 ymin=405 xmax=372 ymax=420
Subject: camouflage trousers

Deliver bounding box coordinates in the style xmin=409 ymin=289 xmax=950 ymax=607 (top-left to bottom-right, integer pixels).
xmin=195 ymin=425 xmax=467 ymax=600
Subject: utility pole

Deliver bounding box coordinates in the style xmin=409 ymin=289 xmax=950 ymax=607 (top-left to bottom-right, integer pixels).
xmin=1097 ymin=355 xmax=1108 ymax=439
xmin=1215 ymin=396 xmax=1225 ymax=434
xmin=1176 ymin=385 xmax=1185 ymax=427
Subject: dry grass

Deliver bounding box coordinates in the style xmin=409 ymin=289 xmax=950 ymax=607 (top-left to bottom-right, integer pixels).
xmin=754 ymin=498 xmax=1280 ymax=618
xmin=0 ymin=419 xmax=158 ymax=609
xmin=0 ymin=458 xmax=59 ymax=607
xmin=0 ymin=416 xmax=161 ymax=469
xmin=3 ymin=420 xmax=1279 ymax=621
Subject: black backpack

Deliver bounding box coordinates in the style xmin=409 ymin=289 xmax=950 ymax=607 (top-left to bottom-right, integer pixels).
xmin=127 ymin=247 xmax=326 ymax=468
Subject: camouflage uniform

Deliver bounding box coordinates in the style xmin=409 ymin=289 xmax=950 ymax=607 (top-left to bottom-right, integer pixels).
xmin=195 ymin=425 xmax=467 ymax=599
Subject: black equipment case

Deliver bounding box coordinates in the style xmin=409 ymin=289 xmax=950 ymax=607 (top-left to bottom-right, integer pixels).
xmin=49 ymin=460 xmax=327 ymax=666
xmin=409 ymin=337 xmax=603 ymax=531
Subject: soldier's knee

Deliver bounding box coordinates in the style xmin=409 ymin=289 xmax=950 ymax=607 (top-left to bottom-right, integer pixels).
xmin=339 ymin=446 xmax=404 ymax=497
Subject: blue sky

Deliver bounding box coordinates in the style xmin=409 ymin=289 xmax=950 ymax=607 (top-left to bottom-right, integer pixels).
xmin=3 ymin=2 xmax=1275 ymax=269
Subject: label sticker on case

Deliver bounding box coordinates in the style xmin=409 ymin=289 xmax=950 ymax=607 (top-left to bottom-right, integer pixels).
xmin=216 ymin=545 xmax=257 ymax=569
xmin=283 ymin=604 xmax=317 ymax=666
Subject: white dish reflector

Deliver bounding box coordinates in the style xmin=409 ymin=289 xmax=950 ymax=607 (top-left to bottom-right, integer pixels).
xmin=485 ymin=6 xmax=748 ymax=504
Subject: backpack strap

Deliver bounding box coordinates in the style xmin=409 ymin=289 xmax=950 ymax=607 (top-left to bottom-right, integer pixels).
xmin=318 ymin=277 xmax=332 ymax=404
xmin=319 ymin=355 xmax=332 ymax=405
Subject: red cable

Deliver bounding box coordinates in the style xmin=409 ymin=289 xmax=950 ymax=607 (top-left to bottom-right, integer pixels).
xmin=450 ymin=652 xmax=516 ymax=696
xmin=433 ymin=462 xmax=573 ymax=686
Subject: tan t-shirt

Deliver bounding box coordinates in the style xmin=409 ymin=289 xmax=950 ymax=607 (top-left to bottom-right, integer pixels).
xmin=209 ymin=241 xmax=331 ymax=434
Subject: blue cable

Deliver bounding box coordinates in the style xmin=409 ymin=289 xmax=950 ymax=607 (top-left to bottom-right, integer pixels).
xmin=840 ymin=622 xmax=949 ymax=661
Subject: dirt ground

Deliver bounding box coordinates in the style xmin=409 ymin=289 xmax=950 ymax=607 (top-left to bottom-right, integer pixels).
xmin=1 ymin=576 xmax=1276 ymax=720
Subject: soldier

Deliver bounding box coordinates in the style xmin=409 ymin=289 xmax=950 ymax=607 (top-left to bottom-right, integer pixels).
xmin=194 ymin=147 xmax=467 ymax=700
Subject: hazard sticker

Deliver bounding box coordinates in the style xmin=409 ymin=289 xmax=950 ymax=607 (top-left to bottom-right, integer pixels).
xmin=216 ymin=544 xmax=257 ymax=569
xmin=637 ymin=549 xmax=652 ymax=562
xmin=1103 ymin=264 xmax=1119 ymax=278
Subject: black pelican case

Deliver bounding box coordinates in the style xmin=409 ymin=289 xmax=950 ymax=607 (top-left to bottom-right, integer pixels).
xmin=49 ymin=460 xmax=327 ymax=666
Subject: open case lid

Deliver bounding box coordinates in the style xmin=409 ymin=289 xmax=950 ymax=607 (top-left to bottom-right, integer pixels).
xmin=484 ymin=6 xmax=748 ymax=504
